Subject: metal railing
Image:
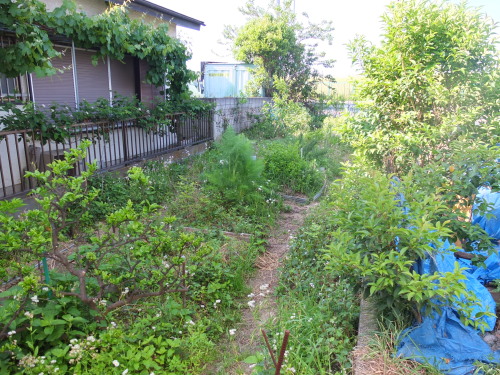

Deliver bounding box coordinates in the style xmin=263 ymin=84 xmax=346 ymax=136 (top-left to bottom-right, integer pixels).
xmin=0 ymin=111 xmax=213 ymax=199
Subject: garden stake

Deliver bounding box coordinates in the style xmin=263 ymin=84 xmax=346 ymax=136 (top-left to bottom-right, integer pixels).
xmin=181 ymin=262 xmax=186 ymax=308
xmin=261 ymin=329 xmax=277 ymax=368
xmin=275 ymin=330 xmax=290 ymax=375
xmin=42 ymin=257 xmax=53 ymax=298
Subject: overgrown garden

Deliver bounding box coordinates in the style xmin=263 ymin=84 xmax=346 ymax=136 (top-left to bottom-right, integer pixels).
xmin=1 ymin=0 xmax=500 ymax=374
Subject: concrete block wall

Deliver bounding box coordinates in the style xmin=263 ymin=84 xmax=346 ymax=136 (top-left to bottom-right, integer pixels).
xmin=205 ymin=97 xmax=272 ymax=139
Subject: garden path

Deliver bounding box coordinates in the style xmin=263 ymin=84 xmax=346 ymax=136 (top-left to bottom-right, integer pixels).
xmin=207 ymin=199 xmax=316 ymax=374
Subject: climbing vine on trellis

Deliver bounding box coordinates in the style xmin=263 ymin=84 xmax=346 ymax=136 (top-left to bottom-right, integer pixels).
xmin=0 ymin=0 xmax=195 ymax=100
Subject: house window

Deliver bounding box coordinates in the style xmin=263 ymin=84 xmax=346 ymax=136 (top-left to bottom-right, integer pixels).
xmin=0 ymin=74 xmax=23 ymax=103
xmin=0 ymin=34 xmax=29 ymax=104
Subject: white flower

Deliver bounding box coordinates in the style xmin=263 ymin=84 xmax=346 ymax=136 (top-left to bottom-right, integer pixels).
xmin=110 ymin=321 xmax=117 ymax=328
xmin=309 ymin=282 xmax=315 ymax=288
xmin=122 ymin=370 xmax=129 ymax=375
xmin=7 ymin=330 xmax=16 ymax=336
xmin=215 ymin=299 xmax=221 ymax=304
xmin=112 ymin=360 xmax=120 ymax=367
xmin=247 ymin=300 xmax=255 ymax=308
xmin=42 ymin=287 xmax=49 ymax=292
xmin=24 ymin=311 xmax=34 ymax=319
xmin=259 ymin=284 xmax=269 ymax=291
xmin=187 ymin=320 xmax=195 ymax=325
xmin=54 ymin=369 xmax=59 ymax=373
xmin=99 ymin=299 xmax=107 ymax=306
xmin=229 ymin=329 xmax=236 ymax=335
xmin=31 ymin=295 xmax=39 ymax=304
xmin=247 ymin=293 xmax=255 ymax=298
xmin=50 ymin=360 xmax=56 ymax=364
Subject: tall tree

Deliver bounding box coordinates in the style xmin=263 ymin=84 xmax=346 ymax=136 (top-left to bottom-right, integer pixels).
xmin=224 ymin=0 xmax=334 ymax=101
xmin=343 ymin=0 xmax=500 ymax=173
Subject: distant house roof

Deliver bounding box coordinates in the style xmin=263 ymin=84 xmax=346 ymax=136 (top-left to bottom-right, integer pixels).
xmin=107 ymin=0 xmax=205 ymax=30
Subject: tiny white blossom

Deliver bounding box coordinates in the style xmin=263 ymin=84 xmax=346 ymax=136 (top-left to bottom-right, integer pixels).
xmin=122 ymin=370 xmax=129 ymax=375
xmin=112 ymin=360 xmax=120 ymax=367
xmin=7 ymin=330 xmax=16 ymax=336
xmin=247 ymin=300 xmax=255 ymax=308
xmin=31 ymin=295 xmax=39 ymax=304
xmin=229 ymin=329 xmax=236 ymax=335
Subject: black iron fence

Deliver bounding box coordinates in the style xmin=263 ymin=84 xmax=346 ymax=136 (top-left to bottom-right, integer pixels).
xmin=0 ymin=111 xmax=213 ymax=199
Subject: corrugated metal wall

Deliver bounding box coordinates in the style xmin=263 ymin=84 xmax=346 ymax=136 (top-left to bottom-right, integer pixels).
xmin=204 ymin=63 xmax=261 ymax=98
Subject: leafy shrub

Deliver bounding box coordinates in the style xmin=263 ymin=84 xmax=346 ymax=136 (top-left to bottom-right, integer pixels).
xmin=260 ymin=140 xmax=323 ymax=195
xmin=86 ymin=159 xmax=186 ymax=222
xmin=323 ymin=163 xmax=491 ymax=327
xmin=410 ymin=140 xmax=500 ymax=252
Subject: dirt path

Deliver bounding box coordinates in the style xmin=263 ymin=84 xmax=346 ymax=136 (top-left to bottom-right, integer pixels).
xmin=207 ymin=200 xmax=316 ymax=375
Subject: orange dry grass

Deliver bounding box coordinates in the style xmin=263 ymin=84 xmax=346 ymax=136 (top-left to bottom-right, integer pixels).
xmin=352 ymin=346 xmax=428 ymax=375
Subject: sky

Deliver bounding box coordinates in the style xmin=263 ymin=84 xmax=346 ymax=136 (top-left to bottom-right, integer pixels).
xmin=152 ymin=0 xmax=500 ymax=78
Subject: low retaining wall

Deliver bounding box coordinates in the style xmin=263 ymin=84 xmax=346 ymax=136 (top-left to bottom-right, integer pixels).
xmin=203 ymin=97 xmax=272 ymax=139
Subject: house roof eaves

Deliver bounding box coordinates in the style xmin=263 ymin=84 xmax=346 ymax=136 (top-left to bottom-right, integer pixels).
xmin=107 ymin=0 xmax=205 ymax=31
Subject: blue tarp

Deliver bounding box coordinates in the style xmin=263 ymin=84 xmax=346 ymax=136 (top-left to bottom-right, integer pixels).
xmin=396 ymin=190 xmax=500 ymax=374
xmin=398 ymin=308 xmax=500 ymax=375
xmin=472 ymin=189 xmax=500 ymax=241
